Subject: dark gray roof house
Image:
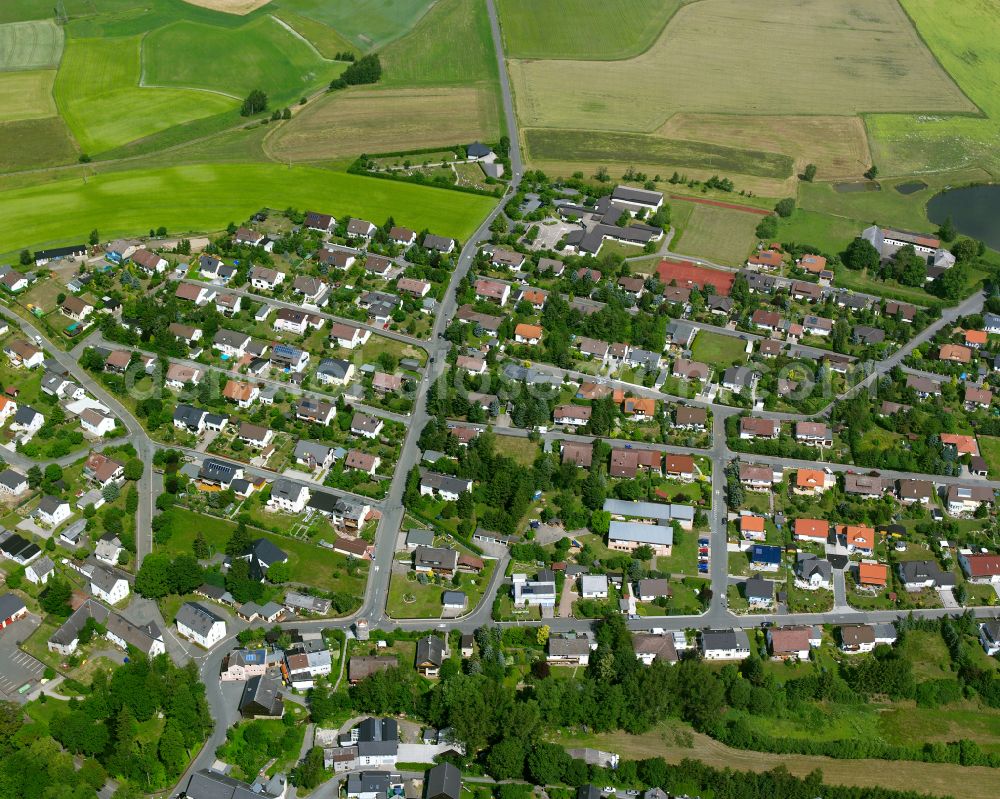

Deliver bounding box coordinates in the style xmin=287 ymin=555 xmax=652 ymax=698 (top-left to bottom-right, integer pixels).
xmin=416 ymin=635 xmax=445 ymax=670
xmin=240 ymin=672 xmax=284 ymax=718
xmin=425 ymin=762 xmax=462 ymax=799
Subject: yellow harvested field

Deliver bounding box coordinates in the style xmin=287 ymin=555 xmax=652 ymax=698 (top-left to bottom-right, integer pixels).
xmin=267 ymin=86 xmax=500 ymax=161
xmin=509 ymin=0 xmax=975 ymax=133
xmin=180 ymin=0 xmax=271 ymax=13
xmin=0 ymin=69 xmax=57 ymax=122
xmin=559 ymin=724 xmax=999 ymax=799
xmin=658 ymin=114 xmax=872 ymax=180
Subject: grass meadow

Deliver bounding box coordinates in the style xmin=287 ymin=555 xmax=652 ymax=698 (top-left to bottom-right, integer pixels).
xmin=54 ymin=35 xmax=236 ymax=153
xmin=268 ymin=86 xmax=500 ymax=162
xmin=509 ymin=0 xmax=974 ymax=134
xmin=689 ymin=330 xmax=748 ymax=370
xmin=867 ymin=0 xmax=1000 ymax=178
xmin=0 ymin=118 xmax=78 ymax=172
xmin=497 ymin=0 xmax=681 ymax=60
xmin=143 ymin=16 xmax=345 ymax=104
xmin=670 ymin=202 xmax=760 ymax=265
xmin=0 ymin=69 xmax=57 ymax=121
xmin=0 ymin=19 xmax=63 ymax=71
xmin=270 ymin=7 xmax=358 ymax=59
xmin=380 ymin=0 xmax=498 ymax=88
xmin=273 ymin=0 xmax=435 ymax=51
xmin=0 ymin=163 xmax=496 ymax=256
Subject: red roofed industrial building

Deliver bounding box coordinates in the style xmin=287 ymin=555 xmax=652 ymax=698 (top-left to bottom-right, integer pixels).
xmin=656 ymin=260 xmax=736 ymax=297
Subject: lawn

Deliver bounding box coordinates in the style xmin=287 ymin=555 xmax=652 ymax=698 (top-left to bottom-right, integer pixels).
xmin=866 ymin=0 xmax=1000 ymax=177
xmin=498 ymin=0 xmax=681 ymax=60
xmin=162 ymin=507 xmax=367 ymax=596
xmin=275 ymin=0 xmax=435 ymax=51
xmin=268 ymin=86 xmax=500 ymax=162
xmin=54 ymin=35 xmax=236 ymax=154
xmin=143 ymin=17 xmax=344 ymax=105
xmin=0 ymin=69 xmax=57 ymax=121
xmin=496 ymin=435 xmax=539 ymax=466
xmin=508 ymin=0 xmax=973 ymax=135
xmin=0 ymin=19 xmax=63 ymax=71
xmin=671 ymin=202 xmax=761 ymax=265
xmin=978 ymin=436 xmax=1000 ymax=478
xmin=380 ymin=0 xmax=498 ymax=88
xmin=689 ymin=330 xmax=748 ymax=370
xmin=0 ymin=163 xmax=496 ymax=256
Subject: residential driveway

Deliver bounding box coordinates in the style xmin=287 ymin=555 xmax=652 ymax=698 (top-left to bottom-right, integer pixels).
xmin=938 ymin=587 xmax=959 ymax=609
xmin=559 ymin=585 xmax=577 ymax=618
xmin=17 ymin=517 xmax=50 ymax=539
xmin=0 ymin=614 xmax=46 ymax=700
xmin=832 ymin=568 xmax=849 ymax=609
xmin=196 ymin=429 xmax=220 ymax=453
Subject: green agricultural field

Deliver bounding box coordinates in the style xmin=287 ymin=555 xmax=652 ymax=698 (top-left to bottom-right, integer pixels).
xmin=143 ymin=17 xmax=344 ymax=105
xmin=54 ymin=35 xmax=236 ymax=153
xmin=509 ymin=0 xmax=974 ymax=134
xmin=524 ymin=128 xmax=793 ymax=180
xmin=275 ymin=0 xmax=435 ymax=51
xmin=868 ymin=0 xmax=1000 ymax=177
xmin=271 ymin=8 xmax=358 ymax=59
xmin=0 ymin=163 xmax=496 ymax=255
xmin=689 ymin=330 xmax=747 ymax=370
xmin=380 ymin=0 xmax=498 ymax=87
xmin=498 ymin=0 xmax=681 ymax=60
xmin=0 ymin=118 xmax=78 ymax=172
xmin=671 ymin=202 xmax=760 ymax=265
xmin=0 ymin=20 xmax=63 ymax=71
xmin=0 ymin=69 xmax=57 ymax=121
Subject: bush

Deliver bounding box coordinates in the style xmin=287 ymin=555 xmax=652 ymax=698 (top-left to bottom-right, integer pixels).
xmin=774 ymin=197 xmax=796 ymax=218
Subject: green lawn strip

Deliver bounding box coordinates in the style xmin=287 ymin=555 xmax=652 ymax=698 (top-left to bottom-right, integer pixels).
xmin=0 ymin=163 xmax=497 ymax=257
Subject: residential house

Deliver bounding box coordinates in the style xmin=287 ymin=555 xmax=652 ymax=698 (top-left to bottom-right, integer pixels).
xmin=415 ymin=635 xmax=446 ymax=677
xmin=795 ymin=421 xmax=832 ymax=446
xmin=664 ymin=454 xmax=695 ymax=481
xmin=740 ymin=417 xmax=779 ymax=439
xmin=305 ymin=211 xmax=335 ymax=232
xmin=0 ymin=468 xmax=28 ymax=496
xmin=11 ymin=405 xmax=44 ymax=434
xmin=898 ymin=560 xmax=955 ymax=591
xmin=267 ymin=479 xmax=310 ymax=513
xmin=175 ymin=282 xmax=215 ymax=305
xmin=474 ymin=278 xmax=510 ymax=306
xmin=750 ymin=544 xmax=781 ymax=571
xmin=89 ymin=563 xmax=129 ymax=604
xmin=512 ymin=573 xmax=556 ymax=608
xmin=739 ymin=463 xmax=780 ymax=491
xmin=767 ymin=626 xmax=818 ymax=661
xmin=548 ymin=635 xmax=593 ymax=666
xmin=0 ymin=594 xmax=28 ymax=629
xmin=223 ymin=380 xmax=259 ymax=409
xmin=795 ymin=553 xmax=832 ymax=590
xmin=794 ymin=468 xmax=832 ymax=494
xmin=701 ymin=629 xmax=750 ymax=660
xmin=351 ymin=413 xmax=384 ymax=439
xmin=514 ymin=323 xmax=542 ymax=345
xmin=176 ymin=602 xmax=227 ymax=647
xmin=316 ymin=358 xmax=355 ymax=386
xmin=840 ymin=624 xmax=877 ymax=654
xmin=4 ymin=339 xmax=44 ymax=369
xmin=959 ymin=552 xmax=1000 ymax=584
xmin=330 ymin=323 xmax=370 ymax=350
xmin=36 ymin=496 xmax=70 ymax=528
xmin=857 ymin=561 xmax=888 ymax=590
xmin=213 ymin=329 xmax=251 ymax=358
xmin=948 ymin=484 xmax=994 ymax=515
xmin=294 ymin=440 xmax=336 ymax=472
xmin=345 ymin=449 xmax=380 ymax=476
xmin=740 ymin=515 xmax=766 ymax=541
xmin=898 ymin=478 xmax=934 ymax=504
xmin=296 ymin=398 xmax=337 ymax=426
xmin=420 ymin=471 xmax=472 ymax=502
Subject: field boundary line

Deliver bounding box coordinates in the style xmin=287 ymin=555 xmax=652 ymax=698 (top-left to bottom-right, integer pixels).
xmin=668 ymin=194 xmax=770 ymax=215
xmin=136 ymin=26 xmax=240 ymax=100
xmin=268 ymin=13 xmax=335 ymax=63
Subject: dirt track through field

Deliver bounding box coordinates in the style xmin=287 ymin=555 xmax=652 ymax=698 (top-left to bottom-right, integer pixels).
xmin=669 ymin=195 xmax=770 ymax=215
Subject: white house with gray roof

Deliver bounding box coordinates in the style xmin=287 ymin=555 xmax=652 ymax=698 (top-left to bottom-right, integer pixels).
xmin=176 ymin=601 xmax=227 ymax=648
xmin=89 ymin=563 xmax=129 ymax=604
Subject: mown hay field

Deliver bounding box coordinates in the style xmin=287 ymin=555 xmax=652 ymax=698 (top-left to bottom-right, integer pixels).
xmin=0 ymin=163 xmax=496 ymax=255
xmin=143 ymin=16 xmax=344 ymax=104
xmin=658 ymin=114 xmax=871 ymax=180
xmin=497 ymin=0 xmax=682 ymax=60
xmin=524 ymin=128 xmax=793 ymax=179
xmin=271 ymin=8 xmax=358 ymax=59
xmin=671 ymin=201 xmax=761 ymax=265
xmin=268 ymin=86 xmax=500 ymax=161
xmin=380 ymin=0 xmax=498 ymax=87
xmin=180 ymin=0 xmax=271 ymax=14
xmin=0 ymin=69 xmax=58 ymax=122
xmin=867 ymin=0 xmax=1000 ymax=177
xmin=0 ymin=19 xmax=63 ymax=71
xmin=54 ymin=35 xmax=236 ymax=154
xmin=509 ymin=0 xmax=975 ymax=134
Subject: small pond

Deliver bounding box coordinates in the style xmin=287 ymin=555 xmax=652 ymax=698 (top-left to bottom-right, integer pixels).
xmin=895 ymin=181 xmax=927 ymax=195
xmin=927 ymin=184 xmax=1000 ymax=250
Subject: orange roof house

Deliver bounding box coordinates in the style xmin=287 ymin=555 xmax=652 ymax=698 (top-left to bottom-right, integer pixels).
xmin=664 ymin=454 xmax=695 ymax=478
xmin=795 ymin=468 xmax=829 ymax=492
xmin=799 ymin=254 xmax=828 ymax=273
xmin=514 ymin=323 xmax=542 ymax=343
xmin=622 ymin=397 xmax=656 ymax=418
xmin=845 ymin=525 xmax=875 ymax=552
xmin=939 ymin=344 xmax=972 ymax=364
xmin=965 ymin=329 xmax=988 ymax=347
xmin=794 ymin=518 xmax=828 ymax=541
xmin=857 ymin=561 xmax=888 ymax=587
xmin=223 ymin=380 xmax=256 ymax=403
xmin=740 ymin=516 xmax=765 ymax=536
xmin=940 ymin=433 xmax=979 ymax=456
xmin=748 ymin=250 xmax=783 ymax=269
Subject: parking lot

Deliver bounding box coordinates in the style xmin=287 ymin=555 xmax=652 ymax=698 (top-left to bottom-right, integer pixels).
xmin=0 ymin=614 xmax=46 ymax=700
